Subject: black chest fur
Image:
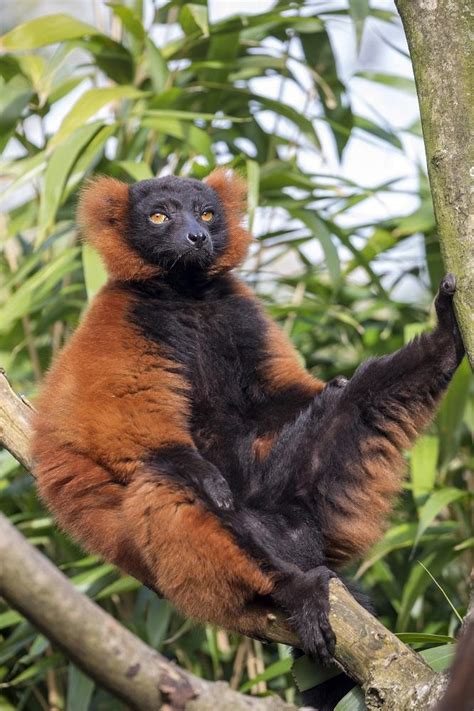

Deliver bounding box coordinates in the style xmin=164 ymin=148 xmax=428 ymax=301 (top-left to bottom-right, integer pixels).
xmin=127 ymin=278 xmax=268 ymax=459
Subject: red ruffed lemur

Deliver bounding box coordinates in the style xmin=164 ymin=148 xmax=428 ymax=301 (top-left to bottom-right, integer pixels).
xmin=32 ymin=169 xmax=464 ymax=692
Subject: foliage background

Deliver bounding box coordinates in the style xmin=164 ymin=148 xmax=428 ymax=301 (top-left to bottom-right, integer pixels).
xmin=0 ymin=1 xmax=472 ymax=709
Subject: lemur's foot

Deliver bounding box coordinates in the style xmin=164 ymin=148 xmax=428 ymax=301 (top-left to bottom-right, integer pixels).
xmin=435 ymin=273 xmax=457 ymax=319
xmin=440 ymin=273 xmax=456 ymax=295
xmin=434 ymin=274 xmax=464 ymax=366
xmin=275 ymin=566 xmax=336 ymax=665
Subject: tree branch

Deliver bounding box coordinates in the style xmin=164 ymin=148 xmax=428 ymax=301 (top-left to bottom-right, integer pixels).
xmin=395 ymin=0 xmax=473 ymax=367
xmin=0 ymin=370 xmax=446 ymax=708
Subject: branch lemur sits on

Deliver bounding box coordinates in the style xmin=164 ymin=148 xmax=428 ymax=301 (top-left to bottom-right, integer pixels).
xmin=32 ymin=170 xmax=464 ymax=707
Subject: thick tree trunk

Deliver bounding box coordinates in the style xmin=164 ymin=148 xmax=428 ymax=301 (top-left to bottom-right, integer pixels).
xmin=396 ymin=0 xmax=473 ymax=367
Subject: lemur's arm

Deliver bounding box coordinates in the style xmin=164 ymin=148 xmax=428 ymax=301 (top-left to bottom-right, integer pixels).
xmin=149 ymin=444 xmax=233 ymax=510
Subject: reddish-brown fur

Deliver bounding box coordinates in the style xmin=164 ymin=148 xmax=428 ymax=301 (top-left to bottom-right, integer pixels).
xmin=78 ymin=177 xmax=161 ymax=281
xmin=205 ymin=169 xmax=252 ymax=274
xmin=32 ymin=284 xmax=275 ymax=633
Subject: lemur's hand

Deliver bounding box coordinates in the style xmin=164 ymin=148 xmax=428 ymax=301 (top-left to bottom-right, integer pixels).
xmin=201 ymin=465 xmax=234 ymax=510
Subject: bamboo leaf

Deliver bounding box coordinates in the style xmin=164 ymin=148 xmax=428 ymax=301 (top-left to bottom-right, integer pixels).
xmin=67 ymin=665 xmax=95 ymax=711
xmin=0 ymin=14 xmax=98 ymax=50
xmin=180 ymin=4 xmax=209 ymax=38
xmin=82 ymin=244 xmax=108 ymax=301
xmin=349 ymin=0 xmax=369 ymax=49
xmin=420 ymin=644 xmax=456 ymax=672
xmin=415 ymin=488 xmax=466 ymax=548
xmin=240 ymin=656 xmax=293 ymax=693
xmin=292 ymin=210 xmax=341 ymax=287
xmin=107 ymin=3 xmax=146 ymax=42
xmin=410 ymin=435 xmax=439 ymax=503
xmin=356 ymin=72 xmax=416 ymax=93
xmin=37 ymin=122 xmax=104 ymax=243
xmin=246 ymin=160 xmax=259 ymax=234
xmin=52 ymin=86 xmax=145 ymax=145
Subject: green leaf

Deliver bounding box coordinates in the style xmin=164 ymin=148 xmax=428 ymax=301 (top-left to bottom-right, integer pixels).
xmin=397 ymin=548 xmax=461 ymax=631
xmin=437 ymin=357 xmax=472 ymax=465
xmin=116 ymin=161 xmax=154 ymax=181
xmin=146 ymin=597 xmax=173 ymax=649
xmin=356 ymin=522 xmax=458 ymax=577
xmin=292 ymin=210 xmax=341 ymax=287
xmin=0 ymin=14 xmax=98 ymax=50
xmin=71 ymin=36 xmax=134 ymax=84
xmin=0 ymin=151 xmax=46 ymax=204
xmin=180 ymin=4 xmax=209 ymax=37
xmin=37 ymin=122 xmax=104 ymax=243
xmin=300 ymin=30 xmax=352 ymax=157
xmin=246 ymin=160 xmax=259 ymax=234
xmin=67 ymin=665 xmax=95 ymax=711
xmin=335 ymin=686 xmax=366 ymax=711
xmin=9 ymin=654 xmax=62 ymax=685
xmin=393 ymin=202 xmax=435 ymax=237
xmin=356 ymin=72 xmax=416 ymax=93
xmin=95 ymin=576 xmax=142 ymax=600
xmin=396 ymin=633 xmax=454 ymax=645
xmin=354 ymin=115 xmax=402 ymax=150
xmin=410 ymin=435 xmax=439 ymax=503
xmin=146 ymin=38 xmax=170 ymax=94
xmin=345 ymin=229 xmax=397 ymax=275
xmin=454 ymin=537 xmax=474 ymax=552
xmin=141 ymin=116 xmax=213 ymax=160
xmin=291 ymin=654 xmax=340 ymax=694
xmin=0 ymin=248 xmax=81 ymax=332
xmin=0 ymin=611 xmax=23 ymax=630
xmin=70 ymin=563 xmax=115 ymax=594
xmin=404 ymin=322 xmax=429 ymax=343
xmin=415 ymin=488 xmax=467 ymax=548
xmin=53 ymin=86 xmax=145 ymax=145
xmin=142 ymin=108 xmax=248 ymax=123
xmin=0 ymin=75 xmax=33 ymax=142
xmin=240 ymin=655 xmax=292 ymax=693
xmin=349 ymin=0 xmax=369 ymax=49
xmin=107 ymin=3 xmax=145 ymax=42
xmin=420 ymin=644 xmax=456 ymax=672
xmin=82 ymin=244 xmax=108 ymax=301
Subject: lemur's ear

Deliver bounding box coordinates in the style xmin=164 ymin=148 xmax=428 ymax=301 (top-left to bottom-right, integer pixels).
xmin=77 ymin=176 xmax=160 ymax=282
xmin=205 ymin=168 xmax=252 ymax=274
xmin=205 ymin=168 xmax=247 ymax=217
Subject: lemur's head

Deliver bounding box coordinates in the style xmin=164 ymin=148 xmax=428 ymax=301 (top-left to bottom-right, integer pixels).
xmin=78 ymin=170 xmax=251 ymax=282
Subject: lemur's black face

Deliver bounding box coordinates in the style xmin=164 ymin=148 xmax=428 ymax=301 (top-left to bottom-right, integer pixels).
xmin=127 ymin=176 xmax=226 ymax=274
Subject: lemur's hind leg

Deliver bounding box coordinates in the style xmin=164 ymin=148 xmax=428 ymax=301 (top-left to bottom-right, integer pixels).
xmin=310 ymin=274 xmax=464 ymax=565
xmin=230 ymin=276 xmax=464 ymax=664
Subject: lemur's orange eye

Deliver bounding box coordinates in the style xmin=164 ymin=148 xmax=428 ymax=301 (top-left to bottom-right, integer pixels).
xmin=200 ymin=210 xmax=214 ymax=223
xmin=150 ymin=212 xmax=169 ymax=224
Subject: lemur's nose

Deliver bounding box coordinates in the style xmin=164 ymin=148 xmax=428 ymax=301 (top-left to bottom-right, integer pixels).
xmin=187 ymin=232 xmax=208 ymax=249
